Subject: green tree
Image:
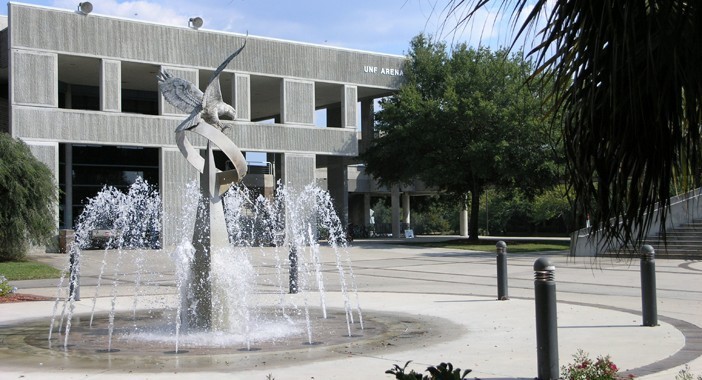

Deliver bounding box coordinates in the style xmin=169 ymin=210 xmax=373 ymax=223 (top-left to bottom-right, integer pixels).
xmin=362 ymin=35 xmax=560 ymax=240
xmin=0 ymin=133 xmax=58 ymax=261
xmin=446 ymin=0 xmax=702 ymax=250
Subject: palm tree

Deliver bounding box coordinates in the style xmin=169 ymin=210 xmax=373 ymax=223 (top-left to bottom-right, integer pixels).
xmin=443 ymin=0 xmax=702 ymax=252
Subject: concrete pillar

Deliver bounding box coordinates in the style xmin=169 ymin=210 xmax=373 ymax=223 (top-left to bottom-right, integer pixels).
xmin=26 ymin=141 xmax=60 ymax=229
xmin=327 ymin=156 xmax=348 ymax=226
xmin=100 ymin=59 xmax=121 ymax=112
xmin=391 ymin=185 xmax=401 ymax=238
xmin=233 ymin=73 xmax=251 ymax=121
xmin=63 ymin=143 xmax=73 ymax=229
xmin=341 ymin=85 xmax=357 ymax=128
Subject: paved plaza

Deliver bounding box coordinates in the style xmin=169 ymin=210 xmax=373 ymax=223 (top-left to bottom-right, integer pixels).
xmin=1 ymin=236 xmax=701 ymax=379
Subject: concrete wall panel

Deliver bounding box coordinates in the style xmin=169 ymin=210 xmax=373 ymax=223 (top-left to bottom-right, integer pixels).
xmin=160 ymin=148 xmax=198 ymax=246
xmin=12 ymin=50 xmax=57 ymax=107
xmin=282 ymin=153 xmax=315 ymax=190
xmin=282 ymin=79 xmax=314 ymax=125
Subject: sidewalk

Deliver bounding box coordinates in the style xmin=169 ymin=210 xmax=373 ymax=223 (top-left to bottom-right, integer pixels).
xmin=1 ymin=237 xmax=701 ymax=379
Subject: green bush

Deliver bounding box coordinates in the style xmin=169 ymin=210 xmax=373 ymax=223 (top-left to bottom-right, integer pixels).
xmin=0 ymin=275 xmax=17 ymax=297
xmin=386 ymin=361 xmax=472 ymax=380
xmin=0 ymin=133 xmax=58 ymax=261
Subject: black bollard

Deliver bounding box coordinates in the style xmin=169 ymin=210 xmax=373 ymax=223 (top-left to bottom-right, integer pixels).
xmin=534 ymin=257 xmax=558 ymax=380
xmin=641 ymin=245 xmax=658 ymax=326
xmin=289 ymin=246 xmax=298 ymax=294
xmin=496 ymin=241 xmax=509 ymax=300
xmin=68 ymin=246 xmax=80 ymax=301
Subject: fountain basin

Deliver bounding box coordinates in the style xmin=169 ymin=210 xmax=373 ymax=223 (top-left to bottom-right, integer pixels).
xmin=0 ymin=306 xmax=450 ymax=372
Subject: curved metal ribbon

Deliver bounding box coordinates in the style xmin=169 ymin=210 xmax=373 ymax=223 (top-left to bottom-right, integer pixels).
xmin=176 ymin=122 xmax=247 ymax=197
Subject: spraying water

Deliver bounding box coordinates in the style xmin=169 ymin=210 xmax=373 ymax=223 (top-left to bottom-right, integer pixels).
xmin=50 ymin=178 xmax=363 ymax=352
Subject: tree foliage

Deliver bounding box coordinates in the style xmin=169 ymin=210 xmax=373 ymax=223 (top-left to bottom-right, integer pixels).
xmin=0 ymin=133 xmax=58 ymax=261
xmin=362 ymin=34 xmax=560 ymax=239
xmin=445 ymin=0 xmax=702 ymax=251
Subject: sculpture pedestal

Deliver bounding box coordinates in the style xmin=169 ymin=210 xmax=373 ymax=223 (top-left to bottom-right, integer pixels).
xmin=186 ymin=141 xmax=231 ymax=330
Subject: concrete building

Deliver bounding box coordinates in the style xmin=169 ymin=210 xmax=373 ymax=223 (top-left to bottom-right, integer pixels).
xmin=0 ymin=2 xmax=432 ymax=245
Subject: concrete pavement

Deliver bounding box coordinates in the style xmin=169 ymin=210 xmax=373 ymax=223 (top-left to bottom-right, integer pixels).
xmin=1 ymin=236 xmax=701 ymax=379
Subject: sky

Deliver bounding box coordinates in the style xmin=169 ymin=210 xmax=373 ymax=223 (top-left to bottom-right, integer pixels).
xmin=0 ymin=0 xmax=535 ymax=56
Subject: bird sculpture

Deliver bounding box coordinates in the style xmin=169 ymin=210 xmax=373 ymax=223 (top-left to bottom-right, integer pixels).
xmin=158 ymin=39 xmax=247 ymax=132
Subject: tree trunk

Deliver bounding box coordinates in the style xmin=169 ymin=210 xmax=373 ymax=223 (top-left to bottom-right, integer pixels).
xmin=469 ymin=189 xmax=481 ymax=241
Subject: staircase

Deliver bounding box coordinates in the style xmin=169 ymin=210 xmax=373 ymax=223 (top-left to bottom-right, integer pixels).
xmin=643 ymin=219 xmax=702 ymax=260
xmin=572 ymin=188 xmax=702 ymax=257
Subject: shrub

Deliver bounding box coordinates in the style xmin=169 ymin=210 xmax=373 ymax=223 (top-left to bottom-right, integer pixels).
xmin=386 ymin=361 xmax=472 ymax=380
xmin=0 ymin=133 xmax=58 ymax=261
xmin=0 ymin=275 xmax=17 ymax=297
xmin=562 ymin=349 xmax=633 ymax=380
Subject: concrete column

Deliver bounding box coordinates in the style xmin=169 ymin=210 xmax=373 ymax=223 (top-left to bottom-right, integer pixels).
xmin=391 ymin=185 xmax=401 ymax=238
xmin=233 ymin=73 xmax=251 ymax=121
xmin=100 ymin=59 xmax=121 ymax=112
xmin=63 ymin=143 xmax=73 ymax=229
xmin=327 ymin=156 xmax=348 ymax=226
xmin=402 ymin=192 xmax=411 ymax=227
xmin=341 ymin=85 xmax=357 ymax=128
xmin=26 ymin=141 xmax=60 ymax=229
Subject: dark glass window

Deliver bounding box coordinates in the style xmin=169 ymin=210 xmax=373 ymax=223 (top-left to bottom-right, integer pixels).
xmin=122 ymin=89 xmax=158 ymax=115
xmin=60 ymin=144 xmax=160 ymax=227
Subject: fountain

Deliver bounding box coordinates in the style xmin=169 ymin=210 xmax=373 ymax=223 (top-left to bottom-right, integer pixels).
xmin=46 ymin=178 xmax=365 ymax=354
xmin=45 ymin=41 xmax=367 ymax=356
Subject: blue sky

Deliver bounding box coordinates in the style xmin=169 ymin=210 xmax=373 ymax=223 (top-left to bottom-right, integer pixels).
xmin=1 ymin=0 xmax=535 ymax=55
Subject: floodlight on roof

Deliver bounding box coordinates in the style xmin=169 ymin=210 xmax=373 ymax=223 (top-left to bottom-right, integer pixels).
xmin=77 ymin=2 xmax=93 ymax=15
xmin=189 ymin=17 xmax=204 ymax=29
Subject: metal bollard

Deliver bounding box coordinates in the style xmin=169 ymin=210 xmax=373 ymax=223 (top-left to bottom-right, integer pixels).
xmin=68 ymin=246 xmax=80 ymax=301
xmin=534 ymin=257 xmax=559 ymax=380
xmin=641 ymin=245 xmax=658 ymax=326
xmin=496 ymin=241 xmax=509 ymax=300
xmin=289 ymin=246 xmax=299 ymax=294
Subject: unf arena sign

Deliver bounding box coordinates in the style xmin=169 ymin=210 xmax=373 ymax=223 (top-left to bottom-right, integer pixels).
xmin=363 ymin=65 xmax=404 ymax=76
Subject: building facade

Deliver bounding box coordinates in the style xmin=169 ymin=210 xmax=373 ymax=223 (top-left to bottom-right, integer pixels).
xmin=1 ymin=3 xmax=422 ymax=245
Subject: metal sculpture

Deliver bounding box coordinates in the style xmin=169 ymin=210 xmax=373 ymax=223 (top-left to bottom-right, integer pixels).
xmin=158 ymin=39 xmax=248 ymax=195
xmin=158 ymin=39 xmax=248 ymax=329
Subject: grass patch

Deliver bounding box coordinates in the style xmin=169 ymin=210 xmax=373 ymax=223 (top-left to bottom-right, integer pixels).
xmin=0 ymin=261 xmax=62 ymax=281
xmin=405 ymin=239 xmax=570 ymax=253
